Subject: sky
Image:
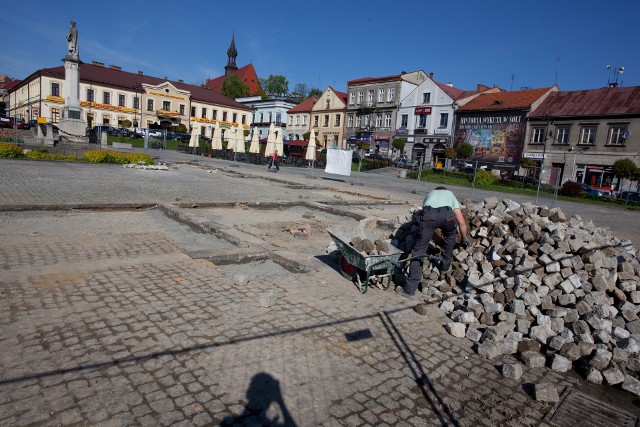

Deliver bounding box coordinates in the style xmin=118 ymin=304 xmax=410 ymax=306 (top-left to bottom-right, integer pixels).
xmin=1 ymin=0 xmax=639 ymax=94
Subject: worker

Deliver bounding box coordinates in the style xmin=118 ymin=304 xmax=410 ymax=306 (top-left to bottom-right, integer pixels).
xmin=396 ymin=186 xmax=470 ymax=300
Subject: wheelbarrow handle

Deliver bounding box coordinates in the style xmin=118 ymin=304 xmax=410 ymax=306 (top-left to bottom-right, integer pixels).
xmin=393 ymin=254 xmax=442 ymax=269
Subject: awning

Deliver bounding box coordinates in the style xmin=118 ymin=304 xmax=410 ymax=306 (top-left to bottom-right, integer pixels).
xmin=285 ymin=140 xmax=308 ymax=147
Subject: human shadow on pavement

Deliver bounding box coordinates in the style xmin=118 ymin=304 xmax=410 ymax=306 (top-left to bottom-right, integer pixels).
xmin=222 ymin=372 xmax=297 ymax=426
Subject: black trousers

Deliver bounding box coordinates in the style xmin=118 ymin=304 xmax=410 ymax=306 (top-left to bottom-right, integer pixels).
xmin=268 ymin=159 xmax=279 ymax=170
xmin=404 ymin=206 xmax=457 ymax=295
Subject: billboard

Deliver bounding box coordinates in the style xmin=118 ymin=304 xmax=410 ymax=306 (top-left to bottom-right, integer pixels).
xmin=454 ymin=111 xmax=526 ymax=167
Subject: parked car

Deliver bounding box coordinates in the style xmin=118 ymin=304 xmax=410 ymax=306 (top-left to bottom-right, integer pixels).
xmin=0 ymin=116 xmax=28 ymax=129
xmin=109 ymin=128 xmax=130 ymax=137
xmin=365 ymin=153 xmax=388 ymax=162
xmin=509 ymin=175 xmax=539 ymax=185
xmin=148 ymin=130 xmax=163 ymax=138
xmin=580 ymin=183 xmax=604 ymax=196
xmin=618 ymin=191 xmax=640 ymax=202
xmin=393 ymin=157 xmax=418 ymax=169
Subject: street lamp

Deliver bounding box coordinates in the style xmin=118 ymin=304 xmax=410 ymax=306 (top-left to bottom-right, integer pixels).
xmin=535 ymin=114 xmax=553 ymax=204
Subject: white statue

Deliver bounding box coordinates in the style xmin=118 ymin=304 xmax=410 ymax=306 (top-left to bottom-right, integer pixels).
xmin=67 ymin=21 xmax=78 ymax=59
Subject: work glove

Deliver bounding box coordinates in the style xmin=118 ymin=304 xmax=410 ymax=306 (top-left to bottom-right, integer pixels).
xmin=461 ymin=236 xmax=472 ymax=249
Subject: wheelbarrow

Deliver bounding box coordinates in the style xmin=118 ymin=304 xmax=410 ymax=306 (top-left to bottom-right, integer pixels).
xmin=328 ymin=227 xmax=443 ymax=294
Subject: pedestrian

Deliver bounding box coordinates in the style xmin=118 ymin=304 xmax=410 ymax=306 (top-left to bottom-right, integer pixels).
xmin=396 ymin=186 xmax=470 ymax=300
xmin=268 ymin=150 xmax=280 ymax=171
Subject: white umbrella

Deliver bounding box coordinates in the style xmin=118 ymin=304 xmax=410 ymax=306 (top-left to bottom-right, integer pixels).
xmin=305 ymin=128 xmax=317 ymax=161
xmin=211 ymin=122 xmax=223 ymax=151
xmin=248 ymin=128 xmax=260 ymax=154
xmin=264 ymin=123 xmax=276 ymax=157
xmin=189 ymin=126 xmax=199 ymax=148
xmin=275 ymin=129 xmax=284 ymax=157
xmin=234 ymin=127 xmax=246 ymax=153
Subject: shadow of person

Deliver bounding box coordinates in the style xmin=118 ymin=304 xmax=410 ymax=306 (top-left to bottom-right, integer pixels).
xmin=222 ymin=372 xmax=297 ymax=426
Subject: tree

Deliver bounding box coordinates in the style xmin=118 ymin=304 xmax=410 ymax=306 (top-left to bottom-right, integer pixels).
xmin=520 ymin=157 xmax=537 ymax=168
xmin=444 ymin=148 xmax=457 ymax=159
xmin=302 ymin=131 xmax=311 ymax=141
xmin=175 ymin=123 xmax=187 ymax=133
xmin=260 ymin=75 xmax=288 ymax=97
xmin=293 ymin=83 xmax=309 ymax=98
xmin=221 ymin=75 xmax=250 ymax=99
xmin=456 ymin=143 xmax=474 ymax=159
xmin=121 ymin=119 xmax=132 ymax=128
xmin=392 ymin=137 xmax=406 ymax=154
xmin=612 ymin=158 xmax=639 ymax=181
xmin=308 ymin=88 xmax=322 ymax=98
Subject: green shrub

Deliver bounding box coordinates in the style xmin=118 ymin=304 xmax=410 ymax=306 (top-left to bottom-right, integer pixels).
xmin=0 ymin=142 xmax=24 ymax=158
xmin=0 ymin=134 xmax=23 ymax=144
xmin=360 ymin=158 xmax=388 ymax=171
xmin=25 ymin=149 xmax=77 ymax=161
xmin=474 ymin=169 xmax=497 ymax=186
xmin=560 ymin=181 xmax=582 ymax=197
xmin=83 ymin=149 xmax=154 ymax=164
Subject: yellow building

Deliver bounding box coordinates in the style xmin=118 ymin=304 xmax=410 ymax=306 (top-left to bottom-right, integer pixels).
xmin=311 ymin=87 xmax=347 ymax=149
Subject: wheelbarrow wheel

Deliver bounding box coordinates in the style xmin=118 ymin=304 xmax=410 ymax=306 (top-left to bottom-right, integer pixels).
xmin=339 ymin=255 xmax=356 ymax=280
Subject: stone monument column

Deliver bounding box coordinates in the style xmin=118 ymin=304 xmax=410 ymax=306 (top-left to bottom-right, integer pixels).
xmin=58 ymin=21 xmax=87 ymax=143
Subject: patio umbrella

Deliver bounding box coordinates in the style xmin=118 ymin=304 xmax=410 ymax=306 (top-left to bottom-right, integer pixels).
xmin=275 ymin=128 xmax=284 ymax=157
xmin=235 ymin=127 xmax=246 ymax=154
xmin=264 ymin=123 xmax=276 ymax=157
xmin=248 ymin=128 xmax=260 ymax=154
xmin=211 ymin=122 xmax=223 ymax=151
xmin=305 ymin=129 xmax=317 ymax=161
xmin=188 ymin=126 xmax=199 ymax=155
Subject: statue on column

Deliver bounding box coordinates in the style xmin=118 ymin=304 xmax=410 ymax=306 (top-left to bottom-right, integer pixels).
xmin=67 ymin=21 xmax=78 ymax=60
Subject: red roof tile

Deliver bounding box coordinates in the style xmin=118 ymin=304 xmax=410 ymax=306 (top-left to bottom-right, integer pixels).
xmin=530 ymin=86 xmax=640 ymax=117
xmin=287 ymin=96 xmax=318 ymax=113
xmin=204 ymin=64 xmax=262 ymax=96
xmin=38 ymin=63 xmax=251 ymax=110
xmin=1 ymin=79 xmax=21 ymax=90
xmin=329 ymin=86 xmax=348 ymax=104
xmin=457 ymin=87 xmax=555 ymax=112
xmin=348 ymin=74 xmax=402 ymax=85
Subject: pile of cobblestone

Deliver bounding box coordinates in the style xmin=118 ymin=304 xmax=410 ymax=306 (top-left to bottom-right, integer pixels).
xmin=392 ymin=197 xmax=640 ymax=397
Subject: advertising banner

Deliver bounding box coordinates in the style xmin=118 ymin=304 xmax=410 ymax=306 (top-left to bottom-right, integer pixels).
xmin=454 ymin=111 xmax=526 ymax=167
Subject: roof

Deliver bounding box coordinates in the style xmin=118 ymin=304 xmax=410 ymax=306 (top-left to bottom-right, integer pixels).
xmin=204 ymin=64 xmax=262 ymax=96
xmin=529 ymin=86 xmax=640 ymax=118
xmin=329 ymin=86 xmax=348 ymax=104
xmin=287 ymin=96 xmax=317 ymax=113
xmin=34 ymin=63 xmax=251 ymax=110
xmin=434 ymin=81 xmax=465 ymax=100
xmin=457 ymin=87 xmax=554 ymax=112
xmin=348 ymin=74 xmax=402 ymax=86
xmin=1 ymin=79 xmax=21 ymax=91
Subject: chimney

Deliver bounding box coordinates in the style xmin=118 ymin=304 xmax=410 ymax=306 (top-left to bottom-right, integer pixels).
xmin=91 ymin=61 xmax=104 ymax=67
xmin=446 ymin=82 xmax=454 ymax=87
xmin=477 ymin=84 xmax=489 ymax=92
xmin=178 ymin=79 xmax=184 ymax=83
xmin=429 ymin=72 xmax=433 ymax=79
xmin=109 ymin=65 xmax=121 ymax=71
xmin=137 ymin=70 xmax=144 ymax=75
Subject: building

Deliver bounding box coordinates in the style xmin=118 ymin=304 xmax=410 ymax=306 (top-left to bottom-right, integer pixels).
xmin=453 ymin=86 xmax=557 ymax=170
xmin=286 ymin=95 xmax=317 ymax=141
xmin=204 ymin=35 xmax=263 ymax=96
xmin=237 ymin=96 xmax=297 ymax=140
xmin=311 ymin=87 xmax=347 ymax=149
xmin=345 ymin=71 xmax=427 ymax=156
xmin=5 ymin=62 xmax=253 ymax=140
xmin=526 ymin=86 xmax=640 ymax=189
xmin=396 ymin=72 xmax=502 ymax=165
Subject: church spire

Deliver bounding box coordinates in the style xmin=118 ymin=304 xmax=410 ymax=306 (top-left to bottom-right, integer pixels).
xmin=225 ymin=32 xmax=238 ymax=77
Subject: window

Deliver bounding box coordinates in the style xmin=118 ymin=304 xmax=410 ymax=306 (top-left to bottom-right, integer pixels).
xmin=51 ymin=108 xmax=60 ymax=124
xmin=314 ymin=115 xmax=319 ymax=126
xmin=293 ymin=116 xmax=298 ymax=126
xmin=385 ymin=113 xmax=391 ymax=127
xmin=579 ymin=126 xmax=597 ymax=145
xmin=326 ymin=98 xmax=330 ymax=109
xmin=201 ymin=108 xmax=207 ymax=118
xmin=268 ymin=112 xmax=272 ymax=122
xmin=355 ymin=116 xmax=361 ymax=127
xmin=51 ymin=82 xmax=60 ymax=97
xmin=241 ymin=114 xmax=246 ymax=124
xmin=555 ymin=127 xmax=570 ymax=144
xmin=133 ymin=96 xmax=139 ymax=109
xmin=103 ymin=92 xmax=111 ymax=104
xmin=102 ymin=115 xmax=110 ymax=125
xmin=86 ymin=113 xmax=94 ymax=127
xmin=422 ymin=93 xmax=431 ymax=104
xmin=275 ymin=113 xmax=281 ymax=124
xmin=388 ymin=88 xmax=395 ymax=102
xmin=324 ymin=115 xmax=329 ymax=126
xmin=212 ymin=110 xmax=217 ymax=120
xmin=259 ymin=113 xmax=264 ymax=123
xmin=147 ymin=99 xmax=154 ymax=111
xmin=378 ymin=89 xmax=385 ymax=102
xmin=368 ymin=90 xmax=374 ymax=105
xmin=531 ymin=127 xmax=546 ymax=144
xmin=119 ymin=94 xmax=126 ymax=107
xmin=289 ymin=116 xmax=293 ymax=126
xmin=358 ymin=91 xmax=364 ymax=104
xmin=232 ymin=113 xmax=237 ymax=123
xmin=179 ymin=104 xmax=185 ymax=115
xmin=87 ymin=88 xmax=95 ymax=102
xmin=223 ymin=111 xmax=228 ymax=121
xmin=302 ymin=115 xmax=306 ymax=125
xmin=439 ymin=113 xmax=449 ymax=128
xmin=162 ymin=101 xmax=170 ymax=111
xmin=335 ymin=115 xmax=340 ymax=127
xmin=401 ymin=114 xmax=408 ymax=127
xmin=191 ymin=106 xmax=196 ymax=117
xmin=117 ymin=116 xmax=125 ymax=126
xmin=349 ymin=92 xmax=355 ymax=105
xmin=608 ymin=126 xmax=627 ymax=145
xmin=375 ymin=113 xmax=382 ymax=127
xmin=419 ymin=115 xmax=427 ymax=128
xmin=348 ymin=115 xmax=353 ymax=128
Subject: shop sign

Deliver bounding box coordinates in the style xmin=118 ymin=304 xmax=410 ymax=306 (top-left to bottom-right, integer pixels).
xmin=396 ymin=128 xmax=408 ymax=135
xmin=523 ymin=152 xmax=545 ymax=159
xmin=415 ymin=128 xmax=428 ymax=134
xmin=434 ymin=128 xmax=449 ymax=134
xmin=414 ymin=107 xmax=432 ymax=115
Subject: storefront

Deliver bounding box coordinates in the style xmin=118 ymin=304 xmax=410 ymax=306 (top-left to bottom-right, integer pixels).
xmin=577 ymin=164 xmax=615 ymax=190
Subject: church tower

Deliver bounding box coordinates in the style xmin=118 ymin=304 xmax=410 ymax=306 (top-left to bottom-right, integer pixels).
xmin=224 ymin=33 xmax=238 ymax=78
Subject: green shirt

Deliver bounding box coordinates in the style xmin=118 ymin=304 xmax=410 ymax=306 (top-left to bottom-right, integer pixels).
xmin=422 ymin=189 xmax=460 ymax=210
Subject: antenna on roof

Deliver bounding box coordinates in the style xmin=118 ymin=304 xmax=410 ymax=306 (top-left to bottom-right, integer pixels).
xmin=607 ymin=65 xmax=624 ymax=87
xmin=510 ymin=73 xmax=515 ymax=91
xmin=554 ymin=55 xmax=560 ymax=85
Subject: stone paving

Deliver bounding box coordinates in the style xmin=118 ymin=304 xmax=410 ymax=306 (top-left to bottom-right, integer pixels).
xmin=0 ymin=157 xmax=638 ymax=426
